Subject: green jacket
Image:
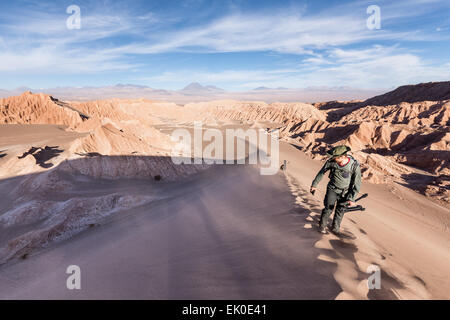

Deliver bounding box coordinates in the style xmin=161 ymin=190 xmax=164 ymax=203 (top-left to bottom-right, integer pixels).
xmin=311 ymin=156 xmax=361 ymax=201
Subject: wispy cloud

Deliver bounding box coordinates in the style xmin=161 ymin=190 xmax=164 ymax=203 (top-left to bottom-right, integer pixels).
xmin=101 ymin=8 xmax=435 ymax=55
xmin=0 ymin=0 xmax=448 ymax=89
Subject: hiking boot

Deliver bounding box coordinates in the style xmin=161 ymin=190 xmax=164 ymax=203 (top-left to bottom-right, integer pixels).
xmin=330 ymin=228 xmax=340 ymax=236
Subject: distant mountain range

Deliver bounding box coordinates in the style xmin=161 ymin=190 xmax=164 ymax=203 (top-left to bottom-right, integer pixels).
xmin=180 ymin=82 xmax=225 ymax=93
xmin=0 ymin=82 xmax=385 ymax=104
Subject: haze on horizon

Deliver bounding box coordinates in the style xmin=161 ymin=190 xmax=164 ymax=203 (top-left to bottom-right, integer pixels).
xmin=0 ymin=0 xmax=449 ymax=100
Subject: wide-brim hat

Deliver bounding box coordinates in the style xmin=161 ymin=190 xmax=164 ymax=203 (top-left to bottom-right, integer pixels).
xmin=326 ymin=145 xmax=351 ymax=158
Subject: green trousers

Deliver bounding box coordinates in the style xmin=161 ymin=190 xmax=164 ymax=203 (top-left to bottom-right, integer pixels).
xmin=319 ymin=186 xmax=348 ymax=232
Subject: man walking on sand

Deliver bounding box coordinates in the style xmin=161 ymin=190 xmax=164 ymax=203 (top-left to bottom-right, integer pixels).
xmin=310 ymin=145 xmax=361 ymax=235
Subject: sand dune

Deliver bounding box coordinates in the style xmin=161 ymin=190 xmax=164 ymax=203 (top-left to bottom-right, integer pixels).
xmin=0 ymin=165 xmax=344 ymax=299
xmin=0 ymin=142 xmax=448 ymax=299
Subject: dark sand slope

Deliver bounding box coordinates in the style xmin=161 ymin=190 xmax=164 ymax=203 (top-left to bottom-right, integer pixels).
xmin=0 ymin=165 xmax=342 ymax=299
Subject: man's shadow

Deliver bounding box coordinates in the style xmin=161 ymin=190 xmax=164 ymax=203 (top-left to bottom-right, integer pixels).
xmin=18 ymin=146 xmax=64 ymax=168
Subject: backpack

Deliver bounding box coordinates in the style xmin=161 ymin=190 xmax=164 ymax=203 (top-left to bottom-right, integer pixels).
xmin=349 ymin=155 xmax=360 ymax=176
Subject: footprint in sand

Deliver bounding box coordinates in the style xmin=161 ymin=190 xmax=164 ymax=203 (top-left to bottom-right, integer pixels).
xmin=285 ymin=173 xmax=324 ymax=232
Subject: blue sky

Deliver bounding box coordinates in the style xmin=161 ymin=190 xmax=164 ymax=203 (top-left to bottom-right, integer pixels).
xmin=0 ymin=0 xmax=449 ymax=91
